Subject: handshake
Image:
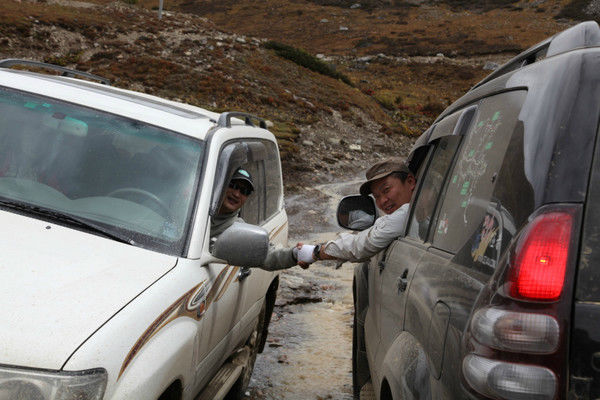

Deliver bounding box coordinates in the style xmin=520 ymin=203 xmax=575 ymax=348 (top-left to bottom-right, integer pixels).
xmin=292 ymin=243 xmax=321 ymax=269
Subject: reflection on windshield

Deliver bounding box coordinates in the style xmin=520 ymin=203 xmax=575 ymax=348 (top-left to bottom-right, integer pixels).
xmin=0 ymin=86 xmax=204 ymax=255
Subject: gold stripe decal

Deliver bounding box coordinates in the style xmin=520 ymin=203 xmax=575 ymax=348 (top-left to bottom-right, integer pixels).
xmin=118 ymin=283 xmax=202 ymax=379
xmin=269 ymin=222 xmax=287 ymax=240
xmin=215 ymin=267 xmax=239 ymax=301
xmin=118 ymin=266 xmax=233 ymax=380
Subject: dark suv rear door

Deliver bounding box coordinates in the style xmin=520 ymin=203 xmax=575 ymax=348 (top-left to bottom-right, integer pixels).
xmin=570 ymin=122 xmax=600 ymax=398
xmin=403 ymin=90 xmax=533 ymax=398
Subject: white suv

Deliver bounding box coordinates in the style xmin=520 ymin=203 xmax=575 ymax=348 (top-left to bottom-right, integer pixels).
xmin=0 ymin=59 xmax=287 ymax=400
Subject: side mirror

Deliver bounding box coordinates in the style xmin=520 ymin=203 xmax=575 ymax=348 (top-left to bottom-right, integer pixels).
xmin=337 ymin=195 xmax=376 ymax=231
xmin=212 ymin=222 xmax=269 ymax=267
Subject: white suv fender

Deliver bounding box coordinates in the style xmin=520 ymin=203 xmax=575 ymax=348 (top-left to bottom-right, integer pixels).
xmin=63 ymin=259 xmax=215 ymax=400
xmin=110 ymin=318 xmax=197 ymax=399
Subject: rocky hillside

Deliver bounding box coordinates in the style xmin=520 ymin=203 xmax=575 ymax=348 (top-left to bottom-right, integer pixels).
xmin=0 ymin=0 xmax=591 ymax=190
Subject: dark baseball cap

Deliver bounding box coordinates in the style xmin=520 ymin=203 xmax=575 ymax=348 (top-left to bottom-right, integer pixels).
xmin=359 ymin=157 xmax=411 ymax=196
xmin=231 ymin=167 xmax=254 ymax=191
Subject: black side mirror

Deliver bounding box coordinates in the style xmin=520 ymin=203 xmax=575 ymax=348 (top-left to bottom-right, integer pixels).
xmin=337 ymin=195 xmax=376 ymax=231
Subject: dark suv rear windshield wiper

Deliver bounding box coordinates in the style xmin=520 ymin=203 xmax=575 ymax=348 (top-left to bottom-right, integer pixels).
xmin=0 ymin=199 xmax=135 ymax=245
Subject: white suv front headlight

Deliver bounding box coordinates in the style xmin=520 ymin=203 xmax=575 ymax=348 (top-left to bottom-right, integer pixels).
xmin=0 ymin=365 xmax=107 ymax=400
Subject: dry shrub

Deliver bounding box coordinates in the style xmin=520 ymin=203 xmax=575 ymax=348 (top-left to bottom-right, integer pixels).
xmin=89 ymin=50 xmax=120 ymax=62
xmin=421 ymin=97 xmax=446 ymax=116
xmin=270 ymin=122 xmax=301 ymax=160
xmin=44 ymin=51 xmax=82 ymax=66
xmin=438 ymin=0 xmax=518 ymax=11
xmin=264 ymin=41 xmax=353 ymax=86
xmin=373 ymin=92 xmax=396 ymax=111
xmin=556 ymin=0 xmax=597 ymax=21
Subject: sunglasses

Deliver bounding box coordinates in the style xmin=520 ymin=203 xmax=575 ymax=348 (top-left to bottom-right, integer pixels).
xmin=229 ymin=181 xmax=253 ymax=196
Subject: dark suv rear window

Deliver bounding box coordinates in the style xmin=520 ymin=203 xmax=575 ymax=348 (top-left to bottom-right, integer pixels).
xmin=431 ymin=90 xmax=532 ymax=273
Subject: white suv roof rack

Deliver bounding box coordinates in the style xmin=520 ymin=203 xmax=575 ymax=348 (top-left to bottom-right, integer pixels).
xmin=0 ymin=59 xmax=110 ymax=85
xmin=217 ymin=111 xmax=267 ymax=129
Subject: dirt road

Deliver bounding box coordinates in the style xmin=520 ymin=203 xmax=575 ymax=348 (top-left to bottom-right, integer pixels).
xmin=246 ymin=178 xmax=365 ymax=400
xmin=247 ymin=261 xmax=355 ymax=400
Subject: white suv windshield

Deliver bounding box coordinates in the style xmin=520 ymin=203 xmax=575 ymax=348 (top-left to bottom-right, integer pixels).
xmin=0 ymin=86 xmax=204 ymax=255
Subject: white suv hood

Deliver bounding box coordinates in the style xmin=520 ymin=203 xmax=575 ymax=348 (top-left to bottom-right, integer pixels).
xmin=0 ymin=211 xmax=177 ymax=370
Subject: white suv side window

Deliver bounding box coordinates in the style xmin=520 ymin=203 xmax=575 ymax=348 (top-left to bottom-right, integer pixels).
xmin=264 ymin=141 xmax=283 ymax=220
xmin=239 ymin=159 xmax=263 ymax=225
xmin=238 ymin=140 xmax=282 ymax=225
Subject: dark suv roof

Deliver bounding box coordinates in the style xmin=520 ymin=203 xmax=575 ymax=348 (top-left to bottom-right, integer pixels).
xmin=412 ymin=21 xmax=600 ymax=210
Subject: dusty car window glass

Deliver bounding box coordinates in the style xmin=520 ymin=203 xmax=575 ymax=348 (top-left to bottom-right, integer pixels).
xmin=239 ymin=160 xmax=263 ymax=225
xmin=264 ymin=141 xmax=283 ymax=220
xmin=238 ymin=140 xmax=281 ymax=226
xmin=0 ymin=87 xmax=204 ymax=255
xmin=432 ymin=91 xmax=527 ymax=271
xmin=407 ymin=135 xmax=461 ymax=241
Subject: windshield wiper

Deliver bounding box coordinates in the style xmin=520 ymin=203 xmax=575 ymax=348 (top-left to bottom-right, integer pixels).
xmin=0 ymin=199 xmax=135 ymax=245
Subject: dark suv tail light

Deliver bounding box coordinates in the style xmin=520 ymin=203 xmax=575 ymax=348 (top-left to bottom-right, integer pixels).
xmin=508 ymin=211 xmax=574 ymax=301
xmin=461 ymin=204 xmax=582 ymax=400
xmin=463 ymin=354 xmax=557 ymax=400
xmin=470 ymin=307 xmax=559 ymax=354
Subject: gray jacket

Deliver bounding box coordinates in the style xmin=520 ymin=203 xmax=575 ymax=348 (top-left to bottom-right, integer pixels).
xmin=211 ymin=212 xmax=297 ymax=271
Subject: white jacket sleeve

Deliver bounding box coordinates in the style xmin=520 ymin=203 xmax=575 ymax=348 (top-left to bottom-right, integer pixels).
xmin=323 ymin=203 xmax=410 ymax=262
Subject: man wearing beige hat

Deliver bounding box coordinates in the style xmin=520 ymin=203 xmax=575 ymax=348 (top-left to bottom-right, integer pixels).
xmin=296 ymin=157 xmax=416 ymax=265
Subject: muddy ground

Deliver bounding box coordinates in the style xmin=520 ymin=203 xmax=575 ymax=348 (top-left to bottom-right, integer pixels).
xmin=246 ymin=178 xmax=366 ymax=399
xmin=248 ymin=261 xmax=356 ymax=400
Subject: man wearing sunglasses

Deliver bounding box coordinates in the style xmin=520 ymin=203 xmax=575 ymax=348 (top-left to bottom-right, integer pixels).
xmin=211 ymin=167 xmax=301 ymax=270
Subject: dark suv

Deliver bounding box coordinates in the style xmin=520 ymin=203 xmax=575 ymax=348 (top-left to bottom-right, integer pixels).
xmin=346 ymin=21 xmax=600 ymax=400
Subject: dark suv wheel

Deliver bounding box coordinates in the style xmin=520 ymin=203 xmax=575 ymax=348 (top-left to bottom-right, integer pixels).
xmin=352 ymin=281 xmax=370 ymax=399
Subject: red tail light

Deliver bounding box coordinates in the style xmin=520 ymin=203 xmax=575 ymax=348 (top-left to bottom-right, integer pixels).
xmin=463 ymin=205 xmax=581 ymax=400
xmin=508 ymin=211 xmax=574 ymax=301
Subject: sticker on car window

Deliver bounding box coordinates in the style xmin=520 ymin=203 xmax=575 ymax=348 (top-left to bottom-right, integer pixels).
xmin=471 ymin=213 xmax=500 ymax=268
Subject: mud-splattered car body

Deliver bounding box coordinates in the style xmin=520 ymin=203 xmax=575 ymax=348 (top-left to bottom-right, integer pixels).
xmin=352 ymin=21 xmax=600 ymax=400
xmin=0 ymin=60 xmax=286 ymax=400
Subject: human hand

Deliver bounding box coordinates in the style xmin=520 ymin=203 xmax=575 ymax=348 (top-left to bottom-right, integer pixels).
xmin=297 ymin=244 xmax=316 ymax=263
xmin=295 ymin=243 xmax=316 ymax=269
xmin=292 ymin=243 xmax=309 ymax=269
xmin=292 ymin=244 xmax=305 ymax=268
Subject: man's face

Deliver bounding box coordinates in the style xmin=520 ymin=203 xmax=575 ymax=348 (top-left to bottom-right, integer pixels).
xmin=371 ymin=173 xmax=416 ymax=214
xmin=218 ymin=179 xmax=251 ymax=214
